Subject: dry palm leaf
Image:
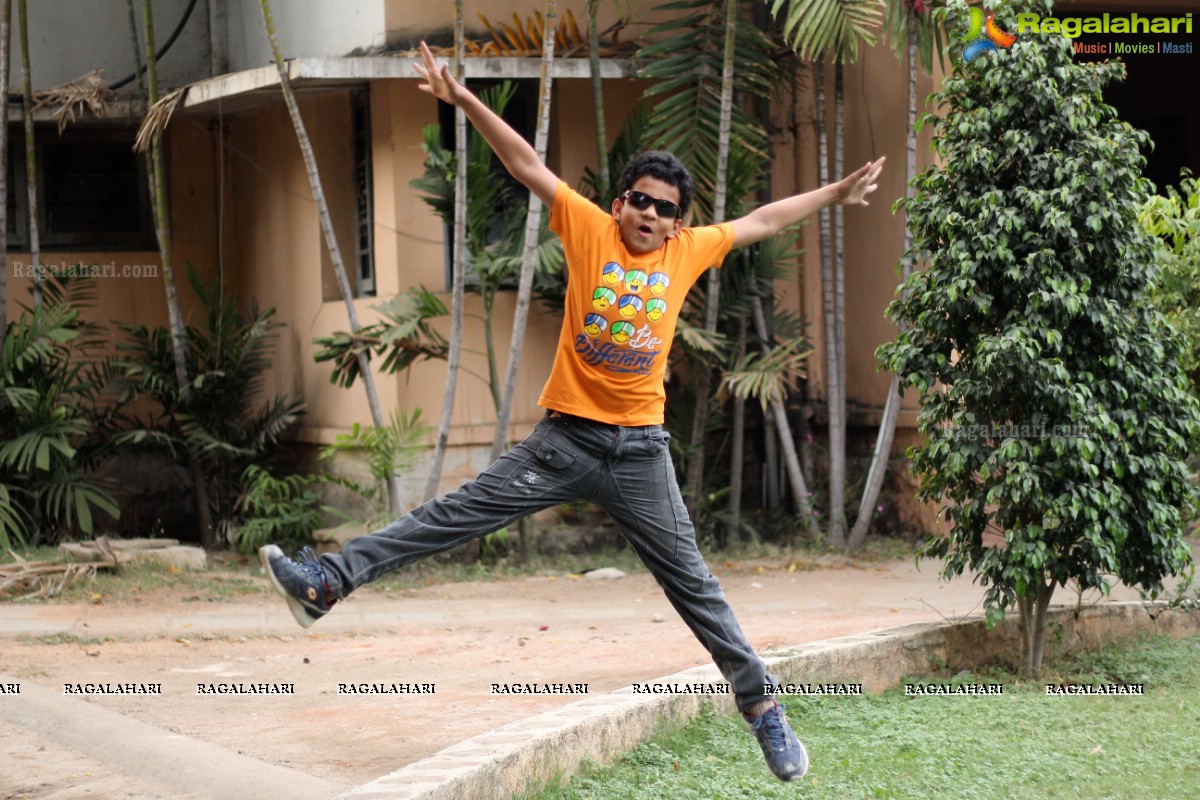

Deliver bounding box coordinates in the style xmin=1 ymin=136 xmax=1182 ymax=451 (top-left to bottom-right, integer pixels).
xmin=32 ymin=69 xmax=114 ymax=134
xmin=133 ymin=87 xmax=186 ymax=153
xmin=1 ymin=550 xmax=101 ymax=600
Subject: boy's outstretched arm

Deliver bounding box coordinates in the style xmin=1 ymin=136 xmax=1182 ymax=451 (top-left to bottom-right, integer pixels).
xmin=414 ymin=41 xmax=559 ymax=208
xmin=730 ymin=157 xmax=886 ymax=249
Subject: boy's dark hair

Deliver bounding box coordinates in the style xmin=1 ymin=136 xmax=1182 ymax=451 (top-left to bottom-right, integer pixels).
xmin=617 ymin=151 xmax=695 ymax=215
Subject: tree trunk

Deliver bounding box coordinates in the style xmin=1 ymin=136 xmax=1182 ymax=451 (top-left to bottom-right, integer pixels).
xmin=764 ymin=403 xmax=780 ymax=509
xmin=827 ymin=61 xmax=847 ymax=546
xmin=685 ymin=0 xmax=738 ymax=517
xmin=15 ymin=0 xmax=40 ymax=307
xmin=0 ymin=0 xmax=11 ymax=350
xmin=1032 ymin=580 xmax=1055 ymax=673
xmin=258 ymin=0 xmax=402 ymax=514
xmin=1019 ymin=580 xmax=1057 ymax=675
xmin=586 ymin=0 xmax=609 ymax=196
xmin=815 ymin=61 xmax=840 ymax=544
xmin=425 ymin=0 xmax=469 ymax=501
xmin=751 ymin=295 xmax=816 ymax=531
xmin=125 ymin=0 xmax=145 ymax=100
xmin=141 ymin=0 xmax=217 ymax=548
xmin=847 ymin=23 xmax=919 ymax=550
xmin=491 ymin=0 xmax=557 ymax=462
xmin=728 ymin=316 xmax=747 ymax=543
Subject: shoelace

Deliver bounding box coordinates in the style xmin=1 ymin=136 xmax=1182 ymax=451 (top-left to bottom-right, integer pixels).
xmin=754 ymin=707 xmax=790 ymax=751
xmin=294 ymin=546 xmax=328 ymax=584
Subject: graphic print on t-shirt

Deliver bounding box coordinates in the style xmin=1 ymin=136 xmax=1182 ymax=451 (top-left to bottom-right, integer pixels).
xmin=576 ymin=263 xmax=669 ymax=375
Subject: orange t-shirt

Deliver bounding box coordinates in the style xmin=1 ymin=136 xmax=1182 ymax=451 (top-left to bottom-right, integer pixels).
xmin=538 ymin=181 xmax=735 ymax=426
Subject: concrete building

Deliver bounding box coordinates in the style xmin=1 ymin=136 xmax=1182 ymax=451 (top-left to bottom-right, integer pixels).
xmin=5 ymin=0 xmax=1197 ymax=534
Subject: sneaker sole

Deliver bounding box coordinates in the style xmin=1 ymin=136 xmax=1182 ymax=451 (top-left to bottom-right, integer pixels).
xmin=258 ymin=545 xmax=321 ymax=630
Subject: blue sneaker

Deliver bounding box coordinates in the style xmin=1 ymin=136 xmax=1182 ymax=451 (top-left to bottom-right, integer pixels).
xmin=745 ymin=702 xmax=808 ymax=781
xmin=259 ymin=545 xmax=337 ymax=629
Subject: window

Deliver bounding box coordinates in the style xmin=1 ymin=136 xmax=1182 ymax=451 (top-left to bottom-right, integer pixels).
xmin=320 ymin=89 xmax=376 ymax=301
xmin=6 ymin=126 xmax=155 ymax=250
xmin=351 ymin=90 xmax=376 ymax=297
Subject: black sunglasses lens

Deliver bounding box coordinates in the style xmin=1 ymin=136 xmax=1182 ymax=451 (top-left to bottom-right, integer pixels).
xmin=626 ymin=191 xmax=679 ymax=219
xmin=626 ymin=191 xmax=652 ymax=210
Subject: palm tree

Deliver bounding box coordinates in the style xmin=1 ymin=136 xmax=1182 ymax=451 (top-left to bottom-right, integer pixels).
xmin=15 ymin=0 xmax=40 ymax=307
xmin=424 ymin=2 xmax=470 ymax=501
xmin=637 ymin=0 xmax=773 ymax=518
xmin=585 ymin=0 xmax=610 ymax=198
xmin=257 ymin=0 xmax=403 ymax=514
xmin=491 ymin=0 xmax=558 ymax=462
xmin=768 ymin=0 xmax=882 ymax=546
xmin=140 ymin=0 xmax=217 ymax=546
xmin=683 ymin=0 xmax=740 ymax=518
xmin=845 ymin=0 xmax=946 ymax=549
xmin=720 ymin=232 xmax=819 ymax=529
xmin=0 ymin=0 xmax=11 ymax=350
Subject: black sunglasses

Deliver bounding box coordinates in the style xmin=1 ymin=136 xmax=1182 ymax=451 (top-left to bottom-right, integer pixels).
xmin=622 ymin=190 xmax=682 ymax=220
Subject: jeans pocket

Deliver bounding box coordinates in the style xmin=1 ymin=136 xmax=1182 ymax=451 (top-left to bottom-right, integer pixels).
xmin=535 ymin=440 xmax=577 ymax=470
xmin=642 ymin=429 xmax=672 ymax=457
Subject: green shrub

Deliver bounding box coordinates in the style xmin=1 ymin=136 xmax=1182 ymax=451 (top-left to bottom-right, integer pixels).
xmin=232 ymin=465 xmax=325 ymax=554
xmin=1142 ymin=172 xmax=1200 ymax=395
xmin=0 ymin=277 xmax=121 ymax=548
xmin=118 ymin=265 xmax=304 ymax=542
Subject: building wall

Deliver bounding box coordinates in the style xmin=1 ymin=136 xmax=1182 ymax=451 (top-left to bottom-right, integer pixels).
xmin=798 ymin=45 xmax=939 ymax=430
xmin=13 ymin=0 xmax=212 ymax=90
xmin=226 ymin=0 xmax=389 ymax=70
xmin=221 ymin=0 xmax=634 ymax=65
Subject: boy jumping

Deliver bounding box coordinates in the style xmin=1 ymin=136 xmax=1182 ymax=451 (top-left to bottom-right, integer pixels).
xmin=261 ymin=41 xmax=884 ymax=782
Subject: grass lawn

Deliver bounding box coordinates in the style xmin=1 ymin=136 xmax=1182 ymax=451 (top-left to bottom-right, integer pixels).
xmin=522 ymin=633 xmax=1200 ymax=800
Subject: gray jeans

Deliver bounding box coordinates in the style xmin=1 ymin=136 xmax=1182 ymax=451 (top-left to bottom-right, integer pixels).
xmin=319 ymin=412 xmax=773 ymax=713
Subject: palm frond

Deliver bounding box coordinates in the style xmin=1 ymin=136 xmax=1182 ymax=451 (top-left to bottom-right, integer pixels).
xmin=675 ymin=316 xmax=732 ymax=358
xmin=769 ymin=0 xmax=884 ymax=62
xmin=720 ymin=335 xmax=814 ymax=409
xmin=36 ymin=471 xmax=120 ymax=535
xmin=637 ymin=0 xmax=774 ymax=220
xmin=883 ymin=0 xmax=949 ymax=73
xmin=0 ymin=483 xmax=32 ymax=550
xmin=468 ymin=9 xmax=588 ymax=57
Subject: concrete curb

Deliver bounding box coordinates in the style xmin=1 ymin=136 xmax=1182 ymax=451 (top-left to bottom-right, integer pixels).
xmin=335 ymin=600 xmax=1200 ymax=799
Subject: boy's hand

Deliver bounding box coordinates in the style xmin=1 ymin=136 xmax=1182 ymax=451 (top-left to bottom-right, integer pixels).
xmin=835 ymin=156 xmax=886 ymax=206
xmin=414 ymin=41 xmax=461 ymax=105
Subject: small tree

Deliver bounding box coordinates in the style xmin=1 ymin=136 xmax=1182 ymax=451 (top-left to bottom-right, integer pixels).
xmin=879 ymin=0 xmax=1200 ymax=674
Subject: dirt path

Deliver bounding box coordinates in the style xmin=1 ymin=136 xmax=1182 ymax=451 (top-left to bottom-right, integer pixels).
xmin=0 ymin=552 xmax=1154 ymax=799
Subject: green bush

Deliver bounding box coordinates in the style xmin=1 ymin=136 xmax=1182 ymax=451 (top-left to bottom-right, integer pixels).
xmin=0 ymin=277 xmax=121 ymax=548
xmin=318 ymin=408 xmax=431 ymax=511
xmin=231 ymin=465 xmax=325 ymax=554
xmin=118 ymin=265 xmax=304 ymax=542
xmin=1142 ymin=172 xmax=1200 ymax=395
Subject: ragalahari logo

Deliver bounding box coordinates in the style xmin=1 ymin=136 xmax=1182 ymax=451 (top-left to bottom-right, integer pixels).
xmin=962 ymin=7 xmax=1017 ymax=62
